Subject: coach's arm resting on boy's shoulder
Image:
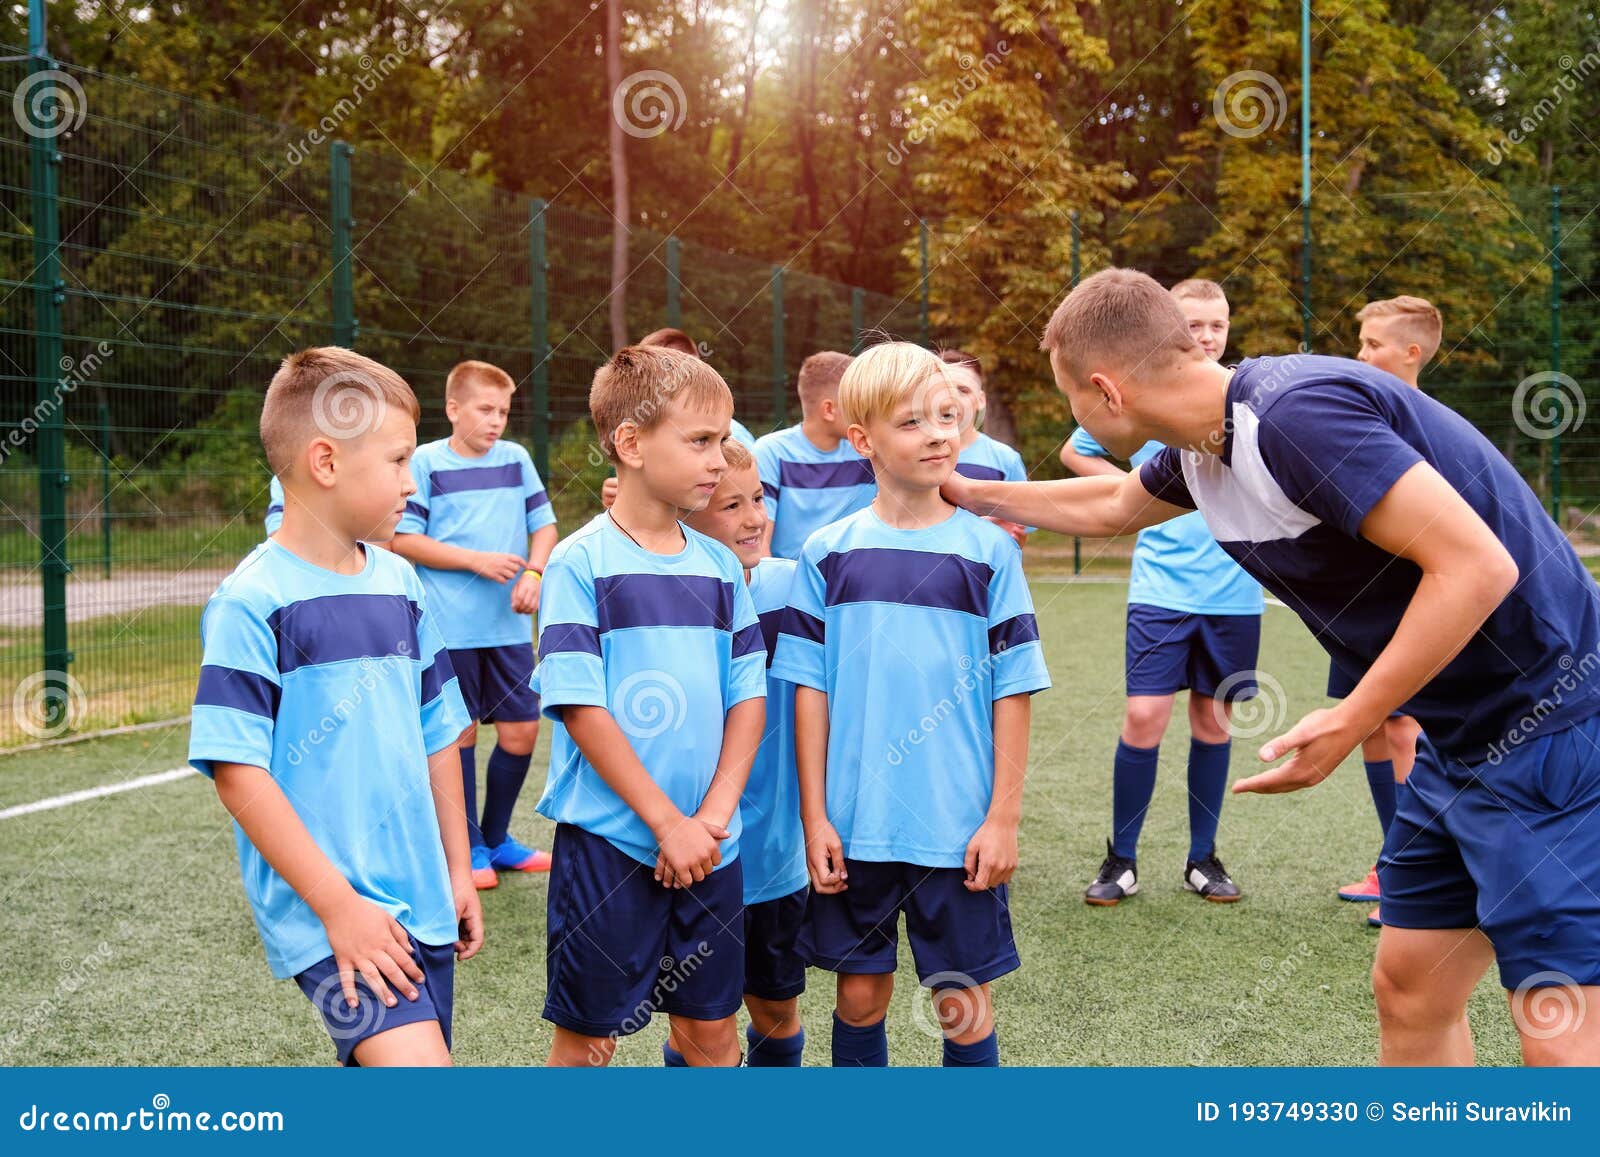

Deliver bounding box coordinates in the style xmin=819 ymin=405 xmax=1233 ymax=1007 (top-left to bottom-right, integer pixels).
xmin=942 ymin=460 xmax=1519 ymax=795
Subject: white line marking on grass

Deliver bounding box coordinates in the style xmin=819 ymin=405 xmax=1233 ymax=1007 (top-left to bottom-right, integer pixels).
xmin=0 ymin=766 xmax=197 ymax=821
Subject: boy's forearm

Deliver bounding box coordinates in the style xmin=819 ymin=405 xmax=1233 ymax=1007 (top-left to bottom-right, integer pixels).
xmin=427 ymin=744 xmax=473 ymax=880
xmin=988 ymin=694 xmax=1031 ymax=825
xmin=699 ymin=696 xmax=764 ymax=825
xmin=390 ymin=533 xmax=476 ymax=573
xmin=526 ymin=525 xmax=558 ymax=573
xmin=564 ymin=706 xmax=685 ymax=838
xmin=212 ymin=763 xmax=360 ymax=920
xmin=794 ymin=686 xmax=830 ymax=826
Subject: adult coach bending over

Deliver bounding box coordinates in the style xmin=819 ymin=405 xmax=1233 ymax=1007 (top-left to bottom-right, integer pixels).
xmin=944 ymin=268 xmax=1600 ymax=1066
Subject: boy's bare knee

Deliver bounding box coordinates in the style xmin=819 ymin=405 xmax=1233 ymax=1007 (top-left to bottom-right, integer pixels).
xmin=494 ymin=720 xmax=538 ymax=756
xmin=670 ymin=1015 xmax=740 ymax=1065
xmin=836 ymin=973 xmax=893 ymax=1025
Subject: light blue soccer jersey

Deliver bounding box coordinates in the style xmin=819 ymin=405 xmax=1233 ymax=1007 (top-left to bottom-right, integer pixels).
xmin=395 ymin=438 xmax=557 ymax=649
xmin=533 ymin=515 xmax=767 ymax=867
xmin=1068 ymin=428 xmax=1263 ymax=616
xmin=755 ymin=424 xmax=876 ymax=560
xmin=742 ymin=556 xmax=807 ymax=904
xmin=264 ymin=475 xmax=283 ymax=534
xmin=770 ymin=506 xmax=1052 ymax=866
xmin=730 ymin=418 xmax=757 ymax=450
xmin=188 ymin=540 xmax=471 ymax=979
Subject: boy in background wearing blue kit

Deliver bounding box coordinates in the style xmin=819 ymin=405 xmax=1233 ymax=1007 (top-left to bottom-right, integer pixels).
xmin=772 ymin=342 xmax=1051 ymax=1067
xmin=1060 ymin=278 xmax=1261 ymax=906
xmin=680 ymin=437 xmax=809 ymax=1067
xmin=940 ymin=348 xmax=1030 ymax=548
xmin=191 ymin=347 xmax=481 ymax=1066
xmin=392 ymin=360 xmax=558 ymax=889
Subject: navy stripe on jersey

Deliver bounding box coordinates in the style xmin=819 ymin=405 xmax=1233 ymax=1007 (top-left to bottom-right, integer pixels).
xmin=526 ymin=491 xmax=550 ymax=513
xmin=757 ymin=609 xmax=784 ymax=665
xmin=988 ymin=613 xmax=1040 ymax=655
xmin=817 ymin=547 xmax=992 ymax=617
xmin=419 ymin=652 xmax=451 ymax=706
xmin=266 ymin=503 xmax=284 ymax=517
xmin=539 ymin=622 xmax=602 ymax=659
xmin=267 ymin=594 xmax=421 ymax=674
xmin=780 ymin=607 xmax=826 ymax=645
xmin=762 ymin=481 xmax=780 ymax=502
xmin=429 ymin=462 xmax=523 ymax=496
xmin=778 ymin=459 xmax=875 ymax=490
xmin=955 ymin=462 xmax=1005 ymax=481
xmin=403 ymin=500 xmax=428 ymax=521
xmin=195 ymin=664 xmax=279 ymax=718
xmin=593 ymin=573 xmax=735 ymax=633
xmin=731 ymin=623 xmax=764 ymax=660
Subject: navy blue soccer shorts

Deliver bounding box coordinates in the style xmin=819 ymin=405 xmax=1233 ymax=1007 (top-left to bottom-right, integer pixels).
xmin=448 ymin=643 xmax=539 ymax=723
xmin=1125 ymin=603 xmax=1260 ymax=701
xmin=744 ymin=887 xmax=808 ymax=1002
xmin=294 ymin=933 xmax=455 ymax=1066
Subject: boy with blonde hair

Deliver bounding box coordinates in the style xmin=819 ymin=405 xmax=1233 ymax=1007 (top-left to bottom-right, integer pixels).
xmin=190 ymin=347 xmax=480 ymax=1066
xmin=392 ymin=360 xmax=558 ymax=888
xmin=772 ymin=342 xmax=1050 ymax=1067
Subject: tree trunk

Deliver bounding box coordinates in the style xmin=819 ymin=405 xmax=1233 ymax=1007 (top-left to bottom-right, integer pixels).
xmin=606 ymin=0 xmax=630 ymax=352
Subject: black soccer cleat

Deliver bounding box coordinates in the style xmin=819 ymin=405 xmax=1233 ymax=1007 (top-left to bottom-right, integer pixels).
xmin=1085 ymin=839 xmax=1139 ymax=906
xmin=1184 ymin=849 xmax=1242 ymax=902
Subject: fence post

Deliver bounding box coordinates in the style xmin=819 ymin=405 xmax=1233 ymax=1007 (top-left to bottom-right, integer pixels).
xmin=665 ymin=235 xmax=682 ymax=331
xmin=851 ymin=287 xmax=865 ymax=353
xmin=771 ymin=266 xmax=786 ymax=426
xmin=99 ymin=401 xmax=111 ymax=579
xmin=919 ymin=218 xmax=930 ymax=347
xmin=1071 ymin=209 xmax=1082 ymax=577
xmin=330 ymin=140 xmax=356 ymax=347
xmin=28 ymin=0 xmax=72 ymax=707
xmin=529 ymin=198 xmax=551 ymax=481
xmin=1550 ymin=184 xmax=1562 ymax=525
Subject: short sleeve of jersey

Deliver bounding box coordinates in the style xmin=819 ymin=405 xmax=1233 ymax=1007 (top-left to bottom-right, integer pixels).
xmin=521 ymin=448 xmax=557 ymax=534
xmin=1003 ymin=444 xmax=1028 ymax=484
xmin=415 ymin=587 xmax=470 ymax=753
xmin=1068 ymin=427 xmax=1108 ymax=457
xmin=986 ymin=543 xmax=1052 ymax=699
xmin=769 ymin=542 xmax=827 ymax=691
xmin=1255 ymin=386 xmax=1425 ymax=538
xmin=755 ymin=438 xmax=781 ymax=520
xmin=730 ymin=419 xmax=758 ymax=450
xmin=534 ymin=546 xmax=607 ymax=719
xmin=263 ymin=476 xmax=284 ymax=535
xmin=397 ymin=450 xmax=433 ymax=535
xmin=1137 ymin=447 xmax=1196 ymax=510
xmin=189 ymin=595 xmax=279 ymax=778
xmin=728 ymin=576 xmax=767 ymax=706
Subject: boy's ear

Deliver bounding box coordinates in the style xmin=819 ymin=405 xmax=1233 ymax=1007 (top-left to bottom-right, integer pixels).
xmin=611 ymin=421 xmax=643 ymax=469
xmin=1087 ymin=371 xmax=1126 ymax=417
xmin=845 ymin=422 xmax=872 ymax=458
xmin=304 ymin=437 xmax=339 ymax=488
xmin=444 ymin=395 xmax=460 ymax=422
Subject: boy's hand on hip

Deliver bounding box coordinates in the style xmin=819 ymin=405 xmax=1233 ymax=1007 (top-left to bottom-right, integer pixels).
xmin=322 ymin=894 xmax=425 ymax=1010
xmin=804 ymin=821 xmax=848 ymax=894
xmin=453 ymin=878 xmax=485 ymax=961
xmin=473 ymin=551 xmax=528 ymax=583
xmin=655 ymin=815 xmax=726 ymax=888
xmin=1235 ymin=707 xmax=1361 ymax=795
xmin=964 ymin=819 xmax=1018 ymax=890
xmin=510 ymin=572 xmax=541 ymax=614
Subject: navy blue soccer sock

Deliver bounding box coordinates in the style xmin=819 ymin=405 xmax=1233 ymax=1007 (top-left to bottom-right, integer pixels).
xmin=746 ymin=1024 xmax=805 ymax=1067
xmin=480 ymin=744 xmax=533 ymax=848
xmin=1365 ymin=758 xmax=1398 ymax=837
xmin=662 ymin=1041 xmax=688 ymax=1067
xmin=1186 ymin=737 xmax=1232 ymax=861
xmin=1111 ymin=739 xmax=1161 ymax=860
xmin=458 ymin=744 xmax=484 ymax=850
xmin=942 ymin=1030 xmax=999 ymax=1067
xmin=831 ymin=1012 xmax=888 ymax=1067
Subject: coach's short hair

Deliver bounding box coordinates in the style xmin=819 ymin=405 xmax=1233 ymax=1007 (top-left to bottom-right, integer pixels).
xmin=839 ymin=342 xmax=951 ymax=428
xmin=1357 ymin=295 xmax=1442 ymax=364
xmin=446 ymin=359 xmax=516 ymax=401
xmin=1039 ymin=268 xmax=1199 ymax=386
xmin=590 ymin=346 xmax=733 ymax=463
xmin=1170 ymin=278 xmax=1228 ymax=305
xmin=722 ymin=437 xmax=754 ymax=473
xmin=638 ymin=327 xmax=702 ymax=358
xmin=796 ymin=351 xmax=854 ymax=412
xmin=261 ymin=347 xmax=419 ymax=477
xmin=938 ymin=348 xmax=984 ymax=385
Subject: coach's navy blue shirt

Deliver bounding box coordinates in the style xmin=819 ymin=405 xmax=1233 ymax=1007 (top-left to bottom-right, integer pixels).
xmin=1138 ymin=354 xmax=1600 ymax=763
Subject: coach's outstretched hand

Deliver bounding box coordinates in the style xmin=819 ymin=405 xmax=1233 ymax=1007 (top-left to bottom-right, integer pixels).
xmin=1232 ymin=707 xmax=1362 ymax=795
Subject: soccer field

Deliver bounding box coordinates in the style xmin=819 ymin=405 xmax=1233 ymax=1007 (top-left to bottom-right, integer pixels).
xmin=0 ymin=579 xmax=1522 ymax=1067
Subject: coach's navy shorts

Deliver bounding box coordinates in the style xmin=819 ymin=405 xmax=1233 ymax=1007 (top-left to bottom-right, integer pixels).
xmin=1125 ymin=603 xmax=1260 ymax=700
xmin=744 ymin=887 xmax=808 ymax=1001
xmin=294 ymin=933 xmax=455 ymax=1066
xmin=799 ymin=859 xmax=1019 ymax=988
xmin=543 ymin=823 xmax=745 ymax=1038
xmin=448 ymin=643 xmax=539 ymax=723
xmin=1326 ymin=659 xmax=1406 ymax=719
xmin=1379 ymin=714 xmax=1600 ymax=989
